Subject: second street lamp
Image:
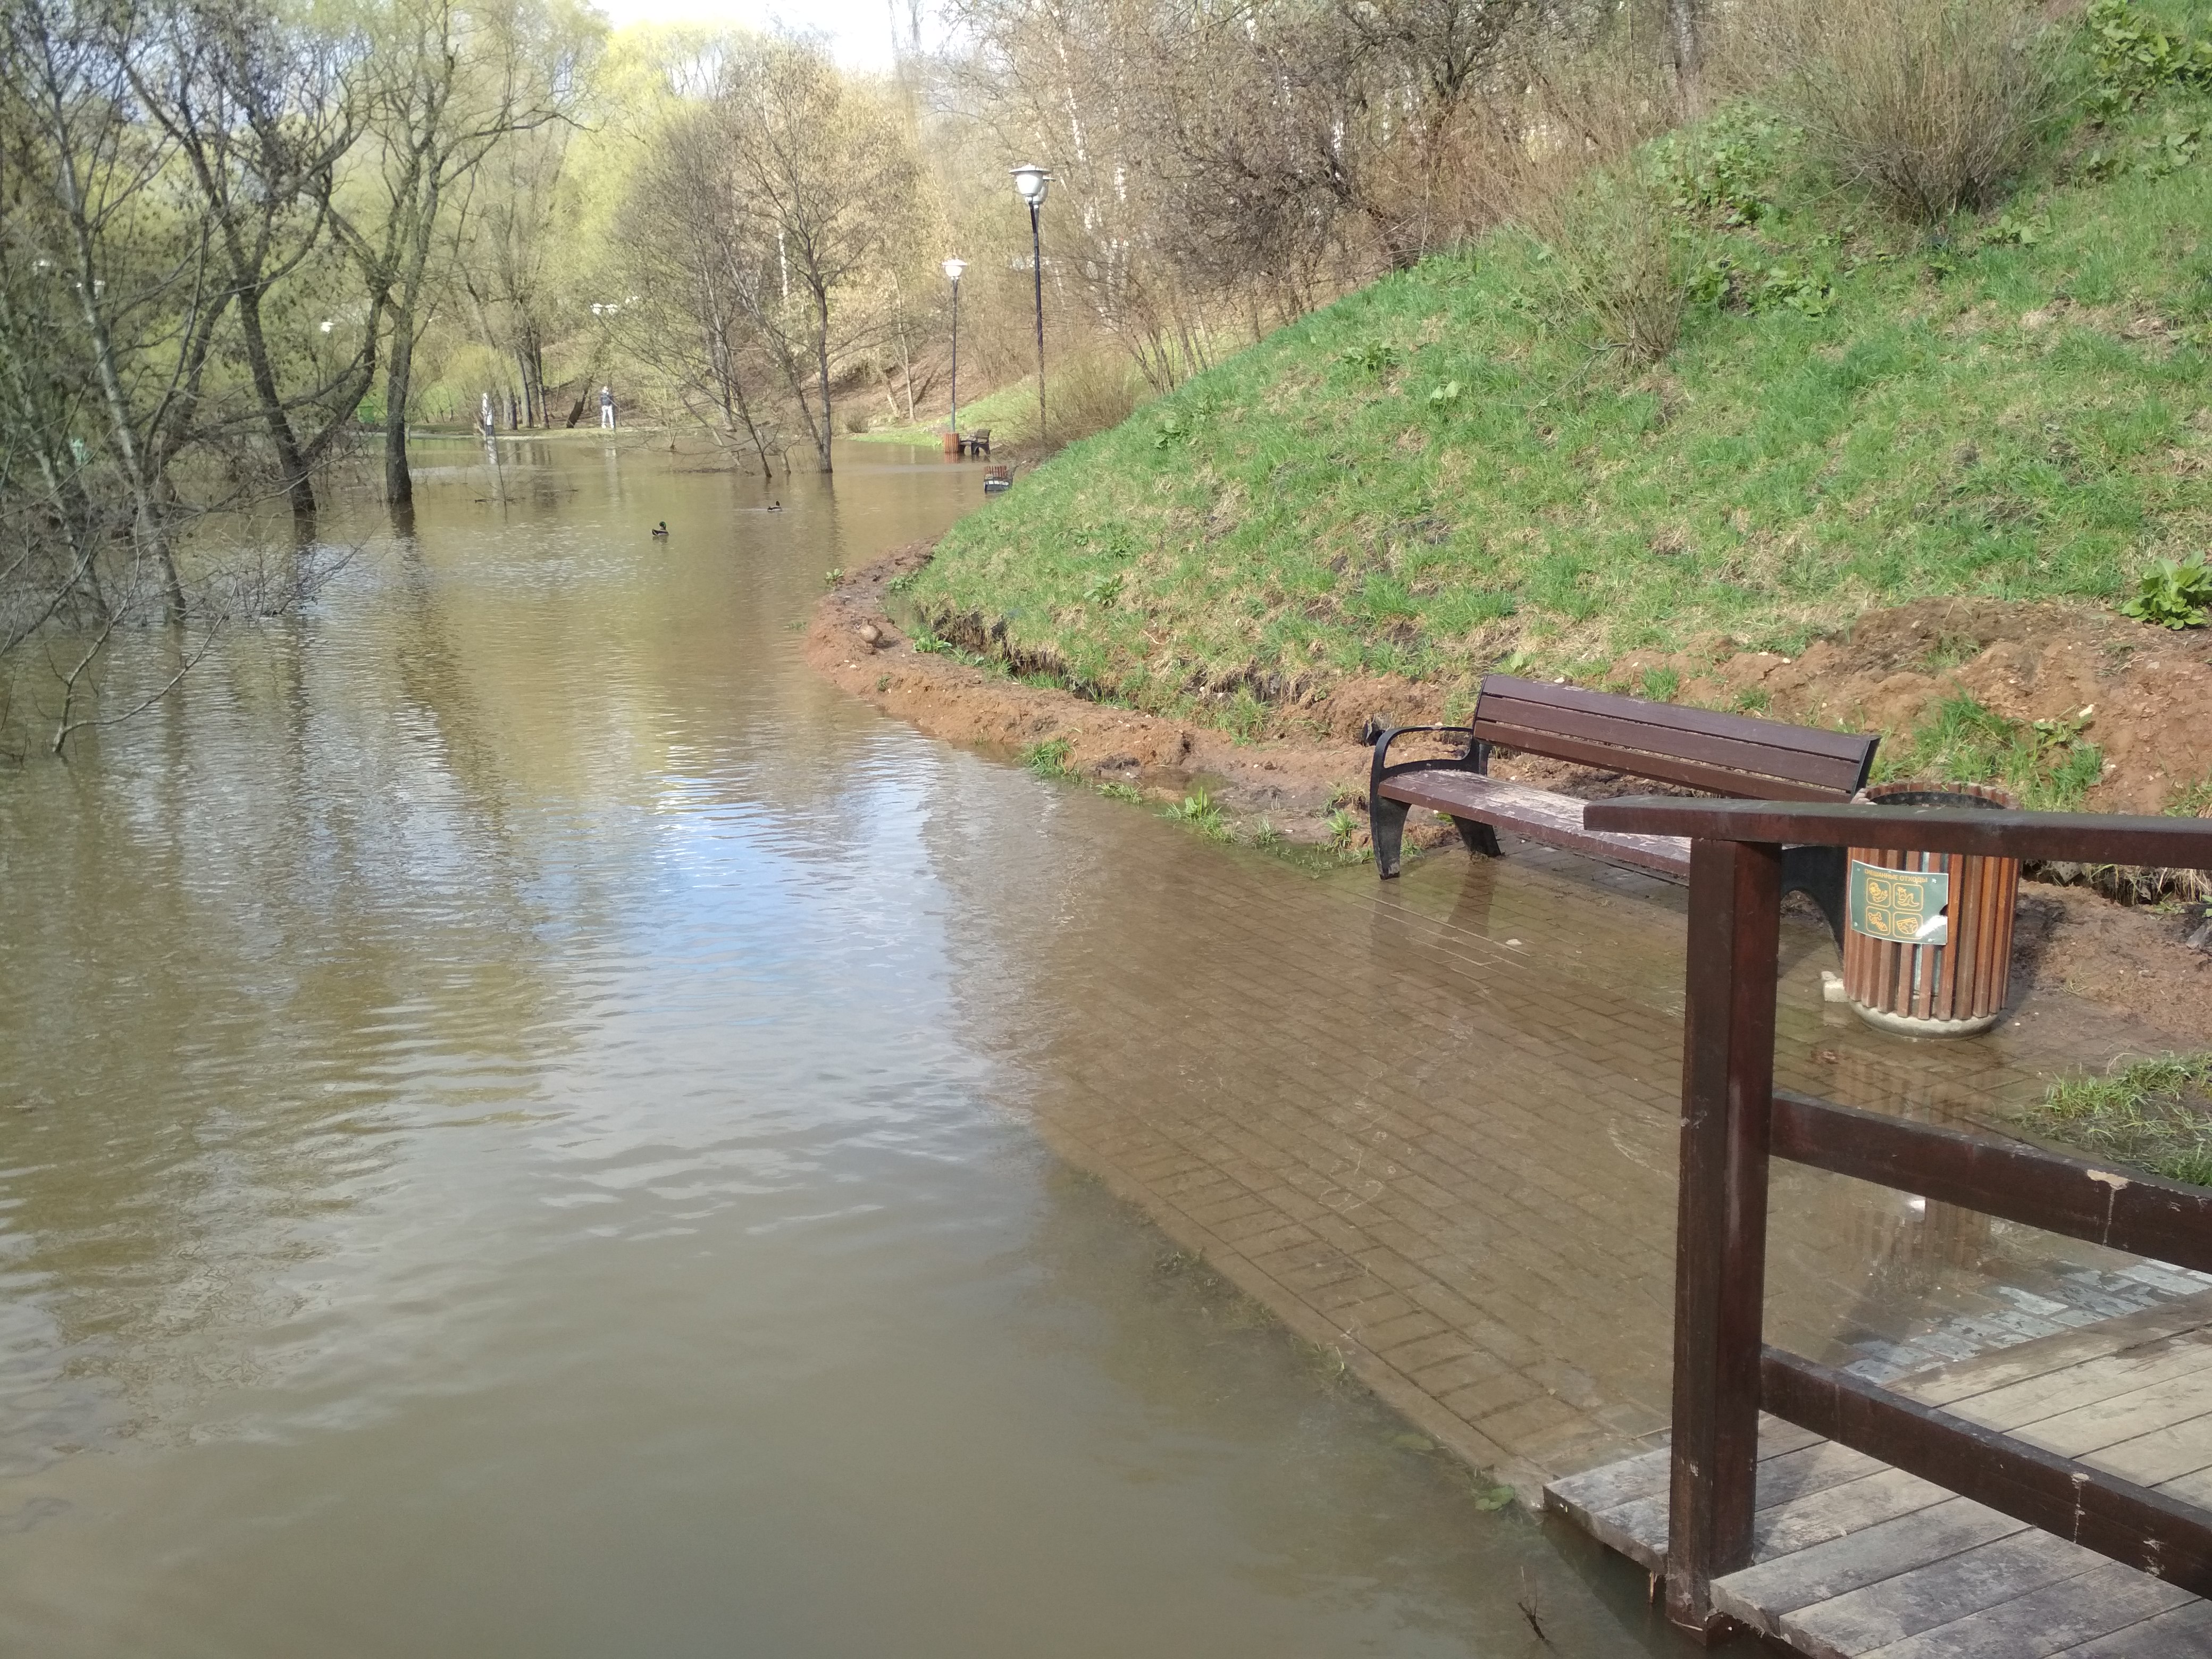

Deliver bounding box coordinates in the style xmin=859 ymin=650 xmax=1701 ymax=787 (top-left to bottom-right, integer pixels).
xmin=1010 ymin=164 xmax=1050 ymax=442
xmin=942 ymin=256 xmax=967 ymax=446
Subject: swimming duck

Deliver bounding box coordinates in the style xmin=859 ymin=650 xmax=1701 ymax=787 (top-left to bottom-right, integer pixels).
xmin=650 ymin=521 xmax=668 ymax=538
xmin=766 ymin=501 xmax=783 ymax=513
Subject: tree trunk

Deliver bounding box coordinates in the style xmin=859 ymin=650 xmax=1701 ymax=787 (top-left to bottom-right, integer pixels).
xmin=236 ymin=286 xmax=318 ymax=528
xmin=384 ymin=316 xmax=416 ymax=510
xmin=1666 ymin=0 xmax=1703 ymax=118
xmin=812 ymin=285 xmax=834 ymax=473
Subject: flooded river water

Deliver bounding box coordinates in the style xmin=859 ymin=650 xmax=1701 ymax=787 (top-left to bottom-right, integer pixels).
xmin=0 ymin=440 xmax=1698 ymax=1656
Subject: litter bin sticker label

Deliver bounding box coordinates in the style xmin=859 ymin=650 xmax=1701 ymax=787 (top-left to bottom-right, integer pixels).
xmin=1850 ymin=861 xmax=1950 ymax=945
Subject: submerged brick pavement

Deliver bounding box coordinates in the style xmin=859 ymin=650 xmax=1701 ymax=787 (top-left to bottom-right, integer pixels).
xmin=935 ymin=794 xmax=2198 ymax=1499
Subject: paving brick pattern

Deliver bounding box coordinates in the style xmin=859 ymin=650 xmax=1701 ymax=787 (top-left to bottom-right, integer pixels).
xmin=940 ymin=803 xmax=2206 ymax=1501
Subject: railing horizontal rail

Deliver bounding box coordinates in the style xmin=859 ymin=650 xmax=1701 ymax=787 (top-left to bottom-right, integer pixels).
xmin=1772 ymin=1091 xmax=2212 ymax=1276
xmin=1586 ymin=797 xmax=2212 ymax=865
xmin=1762 ymin=1347 xmax=2212 ymax=1596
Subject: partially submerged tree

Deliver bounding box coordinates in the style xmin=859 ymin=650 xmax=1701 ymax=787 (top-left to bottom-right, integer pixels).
xmin=720 ymin=35 xmax=916 ymax=473
xmin=336 ymin=0 xmax=597 ymax=515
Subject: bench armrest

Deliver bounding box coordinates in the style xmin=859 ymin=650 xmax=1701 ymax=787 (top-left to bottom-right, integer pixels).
xmin=1369 ymin=724 xmax=1481 ymax=807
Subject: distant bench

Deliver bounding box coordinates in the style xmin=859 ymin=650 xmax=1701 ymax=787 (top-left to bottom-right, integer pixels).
xmin=1368 ymin=675 xmax=1879 ymax=943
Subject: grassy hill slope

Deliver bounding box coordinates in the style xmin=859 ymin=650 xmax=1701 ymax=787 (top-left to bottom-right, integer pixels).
xmin=909 ymin=5 xmax=2212 ymax=748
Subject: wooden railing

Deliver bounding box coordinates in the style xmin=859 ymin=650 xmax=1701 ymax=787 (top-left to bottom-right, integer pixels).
xmin=1581 ymin=798 xmax=2212 ymax=1643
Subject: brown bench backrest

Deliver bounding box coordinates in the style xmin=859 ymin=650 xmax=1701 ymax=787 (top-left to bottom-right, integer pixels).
xmin=1471 ymin=675 xmax=1876 ymax=802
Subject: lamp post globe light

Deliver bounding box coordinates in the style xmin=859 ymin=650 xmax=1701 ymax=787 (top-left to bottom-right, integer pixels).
xmin=942 ymin=256 xmax=967 ymax=441
xmin=1010 ymin=164 xmax=1050 ymax=441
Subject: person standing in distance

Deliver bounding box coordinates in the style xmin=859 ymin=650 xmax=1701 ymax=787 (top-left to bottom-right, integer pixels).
xmin=600 ymin=384 xmax=616 ymax=430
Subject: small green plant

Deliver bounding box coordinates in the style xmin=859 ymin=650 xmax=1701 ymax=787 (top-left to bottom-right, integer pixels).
xmin=1659 ymin=107 xmax=1785 ymax=227
xmin=1164 ymin=786 xmax=1229 ymax=839
xmin=1252 ymin=818 xmax=1285 ymax=851
xmin=1733 ymin=687 xmax=1773 ymax=714
xmin=1338 ymin=341 xmax=1402 ymax=375
xmin=1638 ymin=665 xmax=1682 ymax=702
xmin=2025 ymin=1053 xmax=2212 ymax=1187
xmin=1749 ymin=266 xmax=1835 ymax=317
xmin=1982 ymin=206 xmax=2049 ymax=248
xmin=2167 ymin=776 xmax=2212 ymax=817
xmin=2085 ymin=0 xmax=2212 ymax=117
xmin=875 ymin=674 xmax=890 ymax=692
xmin=1920 ymin=630 xmax=1983 ymax=671
xmin=2119 ymin=557 xmax=2212 ymax=629
xmin=1080 ymin=570 xmax=1124 ymax=606
xmin=1096 ymin=780 xmax=1143 ymax=803
xmin=1326 ymin=807 xmax=1360 ymax=851
xmin=1153 ymin=395 xmax=1221 ymax=450
xmin=1427 ymin=380 xmax=1465 ymax=408
xmin=912 ymin=632 xmax=953 ymax=655
xmin=823 ymin=567 xmax=844 ymax=586
xmin=1023 ymin=736 xmax=1075 ymax=778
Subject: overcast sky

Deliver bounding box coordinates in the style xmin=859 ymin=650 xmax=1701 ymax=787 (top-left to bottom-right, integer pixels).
xmin=591 ymin=0 xmax=939 ymax=71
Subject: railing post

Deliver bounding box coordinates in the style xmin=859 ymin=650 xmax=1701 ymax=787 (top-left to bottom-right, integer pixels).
xmin=1666 ymin=835 xmax=1783 ymax=1639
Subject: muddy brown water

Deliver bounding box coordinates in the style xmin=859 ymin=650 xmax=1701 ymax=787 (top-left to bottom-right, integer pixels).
xmin=0 ymin=439 xmax=1697 ymax=1656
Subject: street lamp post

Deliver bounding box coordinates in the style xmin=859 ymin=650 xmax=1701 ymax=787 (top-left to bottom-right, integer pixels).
xmin=1010 ymin=164 xmax=1050 ymax=442
xmin=942 ymin=257 xmax=967 ymax=441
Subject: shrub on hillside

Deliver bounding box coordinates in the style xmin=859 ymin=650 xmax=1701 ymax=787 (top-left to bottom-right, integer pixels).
xmin=1047 ymin=353 xmax=1148 ymax=447
xmin=1529 ymin=163 xmax=1711 ymax=365
xmin=1743 ymin=0 xmax=2067 ymax=222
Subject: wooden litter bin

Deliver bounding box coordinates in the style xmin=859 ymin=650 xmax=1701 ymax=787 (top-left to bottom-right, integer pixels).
xmin=1842 ymin=781 xmax=2020 ymax=1037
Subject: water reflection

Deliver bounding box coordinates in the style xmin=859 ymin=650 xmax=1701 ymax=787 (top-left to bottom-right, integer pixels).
xmin=0 ymin=440 xmax=1692 ymax=1656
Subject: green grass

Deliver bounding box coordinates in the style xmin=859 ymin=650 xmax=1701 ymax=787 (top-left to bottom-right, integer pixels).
xmin=1872 ymin=693 xmax=2104 ymax=809
xmin=852 ymin=376 xmax=1046 ymax=447
xmin=2024 ymin=1053 xmax=2212 ymax=1186
xmin=911 ymin=2 xmax=2212 ymax=735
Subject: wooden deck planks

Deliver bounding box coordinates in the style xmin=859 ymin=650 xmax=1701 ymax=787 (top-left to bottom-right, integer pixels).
xmin=1543 ymin=1294 xmax=2212 ymax=1657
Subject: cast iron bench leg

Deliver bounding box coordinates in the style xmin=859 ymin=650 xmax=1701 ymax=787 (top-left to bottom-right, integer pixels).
xmin=1454 ymin=816 xmax=1502 ymax=858
xmin=1372 ymin=794 xmax=1411 ymax=879
xmin=1780 ymin=844 xmax=1847 ymax=950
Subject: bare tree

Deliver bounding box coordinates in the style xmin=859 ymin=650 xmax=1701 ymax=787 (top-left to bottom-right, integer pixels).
xmin=133 ymin=0 xmax=377 ymax=530
xmin=722 ymin=36 xmax=916 ymax=473
xmin=336 ymin=0 xmax=596 ymax=516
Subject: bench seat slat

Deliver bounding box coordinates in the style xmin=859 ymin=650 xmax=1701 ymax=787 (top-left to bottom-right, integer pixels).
xmin=1471 ymin=720 xmax=1855 ymax=803
xmin=1474 ymin=696 xmax=1871 ymax=798
xmin=1480 ymin=676 xmax=1878 ymax=766
xmin=1380 ymin=770 xmax=1691 ymax=877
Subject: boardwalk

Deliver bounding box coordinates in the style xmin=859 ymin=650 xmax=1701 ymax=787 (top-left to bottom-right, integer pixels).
xmin=1547 ymin=1293 xmax=2212 ymax=1656
xmin=956 ymin=815 xmax=2209 ymax=1498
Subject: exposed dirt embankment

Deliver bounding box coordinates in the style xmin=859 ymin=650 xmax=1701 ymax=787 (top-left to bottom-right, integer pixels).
xmin=808 ymin=543 xmax=1377 ymax=843
xmin=811 ymin=547 xmax=2212 ymax=1044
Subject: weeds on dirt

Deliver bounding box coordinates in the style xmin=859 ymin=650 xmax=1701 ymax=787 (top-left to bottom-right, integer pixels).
xmin=1163 ymin=786 xmax=1230 ymax=839
xmin=2024 ymin=1052 xmax=2212 ymax=1185
xmin=1096 ymin=780 xmax=1143 ymax=803
xmin=1023 ymin=737 xmax=1075 ymax=778
xmin=2170 ymin=777 xmax=2212 ymax=816
xmin=1874 ymin=693 xmax=2104 ymax=809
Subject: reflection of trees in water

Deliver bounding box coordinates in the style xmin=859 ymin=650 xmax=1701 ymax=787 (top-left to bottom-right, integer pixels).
xmin=0 ymin=561 xmax=565 ymax=1464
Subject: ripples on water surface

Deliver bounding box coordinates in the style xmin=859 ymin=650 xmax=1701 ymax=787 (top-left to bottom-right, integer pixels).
xmin=0 ymin=440 xmax=1682 ymax=1656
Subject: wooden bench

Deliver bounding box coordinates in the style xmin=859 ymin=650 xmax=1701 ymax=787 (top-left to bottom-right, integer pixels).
xmin=1369 ymin=675 xmax=1879 ymax=943
xmin=959 ymin=428 xmax=992 ymax=458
